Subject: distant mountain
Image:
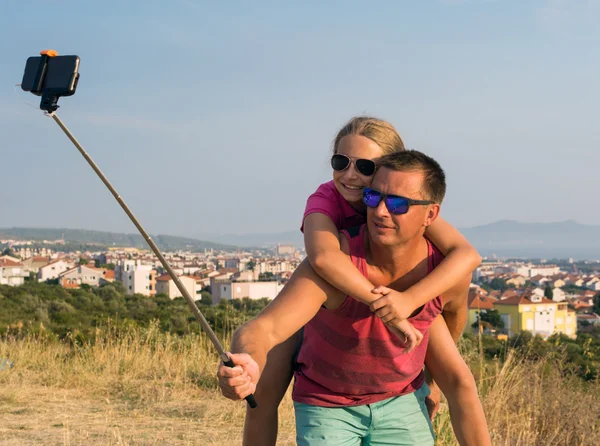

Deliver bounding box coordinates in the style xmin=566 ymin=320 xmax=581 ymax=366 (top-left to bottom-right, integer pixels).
xmin=206 ymin=220 xmax=600 ymax=260
xmin=2 ymin=221 xmax=599 ymax=259
xmin=459 ymin=220 xmax=600 ymax=260
xmin=0 ymin=227 xmax=238 ymax=252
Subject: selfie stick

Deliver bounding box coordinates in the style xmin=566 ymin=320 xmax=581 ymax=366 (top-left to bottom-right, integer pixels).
xmin=30 ymin=51 xmax=256 ymax=408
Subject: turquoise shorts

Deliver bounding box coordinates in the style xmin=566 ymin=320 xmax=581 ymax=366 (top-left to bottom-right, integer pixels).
xmin=294 ymin=384 xmax=434 ymax=446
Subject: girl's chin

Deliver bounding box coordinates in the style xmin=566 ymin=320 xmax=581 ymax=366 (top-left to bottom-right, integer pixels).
xmin=335 ymin=182 xmax=365 ymax=202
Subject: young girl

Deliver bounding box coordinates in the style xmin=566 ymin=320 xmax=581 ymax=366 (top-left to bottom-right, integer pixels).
xmin=242 ymin=116 xmax=481 ymax=445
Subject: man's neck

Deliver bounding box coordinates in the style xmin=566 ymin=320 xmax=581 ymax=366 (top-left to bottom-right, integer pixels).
xmin=367 ymin=231 xmax=428 ymax=281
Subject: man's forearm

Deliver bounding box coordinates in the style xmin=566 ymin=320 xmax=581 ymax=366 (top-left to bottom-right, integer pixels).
xmin=231 ymin=320 xmax=273 ymax=372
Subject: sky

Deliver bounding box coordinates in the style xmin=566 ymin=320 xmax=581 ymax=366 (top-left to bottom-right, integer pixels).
xmin=1 ymin=0 xmax=599 ymax=239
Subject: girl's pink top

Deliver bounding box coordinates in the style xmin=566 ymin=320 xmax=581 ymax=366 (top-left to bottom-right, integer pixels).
xmin=301 ymin=181 xmax=365 ymax=232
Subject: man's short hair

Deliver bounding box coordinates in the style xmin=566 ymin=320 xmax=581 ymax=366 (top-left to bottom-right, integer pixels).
xmin=375 ymin=150 xmax=446 ymax=203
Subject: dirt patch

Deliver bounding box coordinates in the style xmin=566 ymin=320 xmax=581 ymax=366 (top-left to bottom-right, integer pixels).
xmin=0 ymin=385 xmax=295 ymax=445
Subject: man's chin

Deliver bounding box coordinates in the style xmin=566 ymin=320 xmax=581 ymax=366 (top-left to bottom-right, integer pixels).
xmin=369 ymin=233 xmax=395 ymax=247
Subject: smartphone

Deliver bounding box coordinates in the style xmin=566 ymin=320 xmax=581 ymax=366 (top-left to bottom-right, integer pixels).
xmin=21 ymin=55 xmax=80 ymax=97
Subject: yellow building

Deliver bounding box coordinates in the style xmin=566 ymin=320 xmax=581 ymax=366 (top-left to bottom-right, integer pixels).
xmin=494 ymin=294 xmax=577 ymax=338
xmin=467 ymin=293 xmax=496 ymax=328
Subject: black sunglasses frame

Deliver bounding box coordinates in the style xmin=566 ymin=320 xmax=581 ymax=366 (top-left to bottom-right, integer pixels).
xmin=363 ymin=187 xmax=435 ymax=215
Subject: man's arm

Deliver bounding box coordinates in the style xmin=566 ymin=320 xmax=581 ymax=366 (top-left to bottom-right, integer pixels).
xmin=217 ymin=258 xmax=335 ymax=401
xmin=425 ymin=316 xmax=491 ymax=446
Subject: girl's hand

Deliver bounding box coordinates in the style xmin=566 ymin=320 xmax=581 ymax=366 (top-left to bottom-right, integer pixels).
xmin=370 ymin=286 xmax=416 ymax=323
xmin=387 ymin=319 xmax=423 ymax=352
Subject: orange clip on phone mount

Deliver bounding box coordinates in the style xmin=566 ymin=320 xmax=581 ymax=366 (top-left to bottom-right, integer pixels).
xmin=33 ymin=50 xmax=61 ymax=113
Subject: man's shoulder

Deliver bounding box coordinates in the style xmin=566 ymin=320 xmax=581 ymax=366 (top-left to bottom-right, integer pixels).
xmin=425 ymin=237 xmax=446 ymax=267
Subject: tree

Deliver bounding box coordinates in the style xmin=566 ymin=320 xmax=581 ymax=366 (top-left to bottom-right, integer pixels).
xmin=1 ymin=247 xmax=16 ymax=257
xmin=246 ymin=260 xmax=256 ymax=272
xmin=594 ymin=293 xmax=600 ymax=314
xmin=544 ymin=286 xmax=553 ymax=300
xmin=489 ymin=278 xmax=508 ymax=292
xmin=258 ymin=272 xmax=274 ymax=281
xmin=473 ymin=309 xmax=505 ymax=329
xmin=198 ymin=291 xmax=212 ymax=306
xmin=79 ymin=258 xmax=89 ymax=265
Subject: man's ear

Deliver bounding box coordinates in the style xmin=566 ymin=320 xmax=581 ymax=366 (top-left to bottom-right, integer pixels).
xmin=424 ymin=204 xmax=441 ymax=227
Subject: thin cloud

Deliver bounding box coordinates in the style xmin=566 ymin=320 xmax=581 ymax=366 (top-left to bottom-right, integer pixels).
xmin=536 ymin=0 xmax=600 ymax=31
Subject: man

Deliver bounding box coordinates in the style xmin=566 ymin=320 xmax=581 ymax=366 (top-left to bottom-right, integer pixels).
xmin=218 ymin=151 xmax=490 ymax=445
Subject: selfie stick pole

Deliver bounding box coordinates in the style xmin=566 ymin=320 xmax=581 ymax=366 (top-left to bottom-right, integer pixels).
xmin=46 ymin=112 xmax=257 ymax=409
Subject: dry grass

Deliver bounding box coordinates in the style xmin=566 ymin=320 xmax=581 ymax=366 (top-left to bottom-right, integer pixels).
xmin=0 ymin=325 xmax=598 ymax=445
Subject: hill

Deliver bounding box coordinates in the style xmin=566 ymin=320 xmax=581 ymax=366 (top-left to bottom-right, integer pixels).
xmin=208 ymin=220 xmax=600 ymax=259
xmin=3 ymin=221 xmax=600 ymax=259
xmin=460 ymin=220 xmax=600 ymax=259
xmin=0 ymin=227 xmax=239 ymax=252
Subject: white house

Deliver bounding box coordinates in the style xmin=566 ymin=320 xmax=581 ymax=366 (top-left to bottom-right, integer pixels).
xmin=530 ymin=275 xmax=550 ymax=287
xmin=115 ymin=260 xmax=156 ymax=296
xmin=552 ymin=287 xmax=566 ymax=302
xmin=37 ymin=259 xmax=74 ymax=282
xmin=0 ymin=259 xmax=27 ymax=286
xmin=59 ymin=265 xmax=106 ymax=288
xmin=21 ymin=256 xmax=51 ymax=275
xmin=585 ymin=277 xmax=599 ymax=289
xmin=532 ymin=288 xmax=545 ymax=298
xmin=212 ymin=279 xmax=283 ymax=305
xmin=209 ymin=272 xmax=236 ymax=302
xmin=529 ymin=265 xmax=561 ymax=277
xmin=155 ymin=274 xmax=196 ymax=300
xmin=183 ymin=264 xmax=201 ymax=275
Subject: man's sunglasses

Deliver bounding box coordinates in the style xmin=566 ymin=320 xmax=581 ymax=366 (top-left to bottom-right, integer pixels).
xmin=363 ymin=187 xmax=434 ymax=215
xmin=331 ymin=154 xmax=376 ymax=177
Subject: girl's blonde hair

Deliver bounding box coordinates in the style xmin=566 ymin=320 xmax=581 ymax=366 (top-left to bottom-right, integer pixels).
xmin=333 ymin=116 xmax=405 ymax=155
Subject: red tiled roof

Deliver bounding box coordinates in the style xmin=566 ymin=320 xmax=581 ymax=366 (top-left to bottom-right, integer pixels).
xmin=0 ymin=259 xmax=23 ymax=267
xmin=495 ymin=295 xmax=556 ymax=306
xmin=217 ymin=268 xmax=239 ymax=274
xmin=501 ymin=289 xmax=518 ymax=299
xmin=31 ymin=256 xmax=50 ymax=262
xmin=157 ymin=274 xmax=196 ymax=282
xmin=469 ymin=294 xmax=495 ymax=310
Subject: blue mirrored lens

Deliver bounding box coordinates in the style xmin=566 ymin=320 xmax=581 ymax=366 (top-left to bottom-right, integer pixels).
xmin=386 ymin=196 xmax=409 ymax=215
xmin=363 ymin=189 xmax=381 ymax=207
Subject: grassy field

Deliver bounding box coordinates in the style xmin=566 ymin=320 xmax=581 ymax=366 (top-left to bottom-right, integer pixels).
xmin=0 ymin=325 xmax=599 ymax=445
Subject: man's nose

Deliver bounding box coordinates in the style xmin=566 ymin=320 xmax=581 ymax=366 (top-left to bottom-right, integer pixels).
xmin=374 ymin=198 xmax=390 ymax=218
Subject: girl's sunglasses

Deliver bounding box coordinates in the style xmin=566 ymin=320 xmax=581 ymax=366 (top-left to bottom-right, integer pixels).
xmin=363 ymin=187 xmax=434 ymax=215
xmin=331 ymin=154 xmax=376 ymax=177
